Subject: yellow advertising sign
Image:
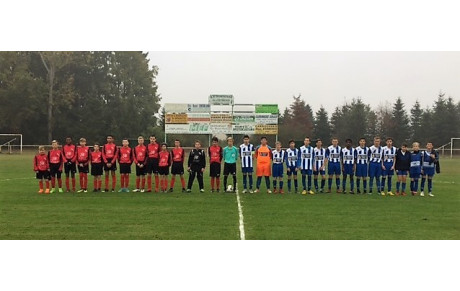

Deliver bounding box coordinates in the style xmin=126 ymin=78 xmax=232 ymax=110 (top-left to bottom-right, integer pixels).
xmin=255 ymin=124 xmax=278 ymax=135
xmin=165 ymin=113 xmax=188 ymax=124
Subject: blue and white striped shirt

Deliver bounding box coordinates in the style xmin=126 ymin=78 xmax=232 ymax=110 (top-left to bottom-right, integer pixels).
xmin=341 ymin=147 xmax=355 ymax=165
xmin=313 ymin=147 xmax=326 ymax=170
xmin=239 ymin=143 xmax=254 ymax=168
xmin=383 ymin=146 xmax=396 ymax=163
xmin=272 ymin=149 xmax=286 ymax=164
xmin=369 ymin=145 xmax=383 ymax=163
xmin=299 ymin=145 xmax=314 ymax=170
xmin=326 ymin=145 xmax=342 ymax=163
xmin=285 ymin=148 xmax=300 ymax=168
xmin=355 ymin=146 xmax=369 ymax=165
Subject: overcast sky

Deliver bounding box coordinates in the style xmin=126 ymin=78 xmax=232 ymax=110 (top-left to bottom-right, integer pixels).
xmin=148 ymin=51 xmax=460 ymax=114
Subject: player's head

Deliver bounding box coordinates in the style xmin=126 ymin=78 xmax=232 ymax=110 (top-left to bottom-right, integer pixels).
xmin=174 ymin=139 xmax=180 ymax=147
xmin=38 ymin=145 xmax=45 ymax=154
xmin=243 ymin=135 xmax=250 ymax=144
xmin=331 ymin=137 xmax=338 ymax=146
xmin=412 ymin=142 xmax=420 ymax=151
xmin=150 ymin=135 xmax=156 ymax=143
xmin=386 ymin=137 xmax=393 ymax=147
xmin=106 ymin=135 xmax=114 ymax=143
xmin=212 ymin=136 xmax=218 ymax=146
xmin=122 ymin=138 xmax=129 ymax=147
xmin=426 ymin=142 xmax=433 ymax=150
xmin=304 ymin=137 xmax=310 ymax=146
xmin=345 ymin=138 xmax=352 ymax=147
xmin=195 ymin=140 xmax=201 ymax=149
xmin=373 ymin=136 xmax=381 ymax=147
xmin=289 ymin=139 xmax=295 ymax=149
xmin=275 ymin=141 xmax=281 ymax=149
xmin=401 ymin=143 xmax=407 ymax=152
xmin=138 ymin=135 xmax=144 ymax=145
xmin=94 ymin=142 xmax=100 ymax=151
xmin=227 ymin=136 xmax=234 ymax=146
xmin=79 ymin=137 xmax=86 ymax=146
xmin=359 ymin=137 xmax=366 ymax=147
xmin=260 ymin=136 xmax=267 ymax=145
xmin=65 ymin=137 xmax=72 ymax=144
xmin=51 ymin=140 xmax=58 ymax=149
xmin=316 ymin=138 xmax=322 ymax=147
xmin=161 ymin=143 xmax=167 ymax=150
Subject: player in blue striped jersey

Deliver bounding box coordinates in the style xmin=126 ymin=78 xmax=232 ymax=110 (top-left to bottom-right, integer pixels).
xmin=381 ymin=137 xmax=397 ymax=196
xmin=285 ymin=139 xmax=300 ymax=193
xmin=239 ymin=135 xmax=254 ymax=193
xmin=340 ymin=139 xmax=356 ymax=193
xmin=313 ymin=139 xmax=326 ymax=193
xmin=420 ymin=142 xmax=438 ymax=197
xmin=325 ymin=138 xmax=342 ymax=193
xmin=299 ymin=137 xmax=315 ymax=195
xmin=368 ymin=136 xmax=383 ymax=194
xmin=355 ymin=137 xmax=369 ymax=194
xmin=272 ymin=141 xmax=286 ymax=193
xmin=410 ymin=142 xmax=422 ymax=195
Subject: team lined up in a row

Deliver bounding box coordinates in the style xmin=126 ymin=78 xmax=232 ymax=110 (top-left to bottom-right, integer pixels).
xmin=33 ymin=135 xmax=439 ymax=196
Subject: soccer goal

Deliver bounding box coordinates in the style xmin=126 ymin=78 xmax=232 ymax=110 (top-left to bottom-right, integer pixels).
xmin=0 ymin=134 xmax=23 ymax=154
xmin=436 ymin=137 xmax=460 ymax=158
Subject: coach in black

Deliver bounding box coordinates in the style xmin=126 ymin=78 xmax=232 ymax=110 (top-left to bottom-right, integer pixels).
xmin=186 ymin=140 xmax=206 ymax=193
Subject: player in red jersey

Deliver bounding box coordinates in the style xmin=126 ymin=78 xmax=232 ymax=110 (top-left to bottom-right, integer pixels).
xmin=169 ymin=139 xmax=186 ymax=192
xmin=118 ymin=138 xmax=133 ymax=192
xmin=48 ymin=140 xmax=64 ymax=193
xmin=76 ymin=137 xmax=90 ymax=193
xmin=146 ymin=135 xmax=160 ymax=192
xmin=34 ymin=146 xmax=51 ymax=194
xmin=90 ymin=143 xmax=103 ymax=192
xmin=208 ymin=136 xmax=223 ymax=192
xmin=62 ymin=137 xmax=77 ymax=192
xmin=102 ymin=135 xmax=118 ymax=192
xmin=158 ymin=143 xmax=172 ymax=192
xmin=133 ymin=136 xmax=148 ymax=193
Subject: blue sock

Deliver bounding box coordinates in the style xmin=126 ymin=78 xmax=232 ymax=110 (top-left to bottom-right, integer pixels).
xmin=428 ymin=179 xmax=432 ymax=192
xmin=279 ymin=181 xmax=283 ymax=190
xmin=376 ymin=177 xmax=381 ymax=192
xmin=265 ymin=176 xmax=270 ymax=189
xmin=381 ymin=177 xmax=386 ymax=191
xmin=256 ymin=177 xmax=261 ymax=189
xmin=350 ymin=176 xmax=354 ymax=191
xmin=402 ymin=182 xmax=406 ymax=191
xmin=314 ymin=178 xmax=318 ymax=190
xmin=302 ymin=175 xmax=306 ymax=190
xmin=273 ymin=180 xmax=277 ymax=189
xmin=414 ymin=179 xmax=419 ymax=191
xmin=249 ymin=175 xmax=253 ymax=189
xmin=336 ymin=178 xmax=340 ymax=189
xmin=356 ymin=178 xmax=361 ymax=190
xmin=328 ymin=178 xmax=332 ymax=189
xmin=410 ymin=180 xmax=414 ymax=191
xmin=387 ymin=176 xmax=392 ymax=191
xmin=421 ymin=177 xmax=426 ymax=191
xmin=243 ymin=174 xmax=247 ymax=189
xmin=342 ymin=176 xmax=347 ymax=191
xmin=363 ymin=179 xmax=367 ymax=191
xmin=287 ymin=179 xmax=292 ymax=191
xmin=321 ymin=179 xmax=325 ymax=189
xmin=294 ymin=179 xmax=298 ymax=191
xmin=396 ymin=181 xmax=400 ymax=191
xmin=307 ymin=175 xmax=312 ymax=190
xmin=369 ymin=177 xmax=374 ymax=191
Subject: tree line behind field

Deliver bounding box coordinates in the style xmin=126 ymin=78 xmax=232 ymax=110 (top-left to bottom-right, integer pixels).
xmin=1 ymin=51 xmax=459 ymax=148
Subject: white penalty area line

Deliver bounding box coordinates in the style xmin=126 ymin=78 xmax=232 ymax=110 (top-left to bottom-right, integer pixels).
xmin=235 ymin=183 xmax=246 ymax=240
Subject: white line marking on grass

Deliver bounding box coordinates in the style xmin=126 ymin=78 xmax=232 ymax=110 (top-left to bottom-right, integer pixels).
xmin=0 ymin=177 xmax=34 ymax=182
xmin=235 ymin=183 xmax=246 ymax=240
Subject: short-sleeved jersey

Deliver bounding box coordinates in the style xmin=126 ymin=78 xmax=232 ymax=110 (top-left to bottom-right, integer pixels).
xmin=208 ymin=145 xmax=223 ymax=164
xmin=63 ymin=144 xmax=77 ymax=162
xmin=272 ymin=149 xmax=285 ymax=164
xmin=102 ymin=143 xmax=118 ymax=163
xmin=171 ymin=147 xmax=185 ymax=163
xmin=223 ymin=146 xmax=238 ymax=164
xmin=48 ymin=149 xmax=63 ymax=164
xmin=255 ymin=145 xmax=272 ymax=164
xmin=239 ymin=143 xmax=254 ymax=168
xmin=286 ymin=147 xmax=300 ymax=168
xmin=147 ymin=143 xmax=160 ymax=159
xmin=76 ymin=146 xmax=90 ymax=163
xmin=159 ymin=151 xmax=171 ymax=167
xmin=355 ymin=146 xmax=369 ymax=165
xmin=341 ymin=147 xmax=355 ymax=165
xmin=299 ymin=145 xmax=314 ymax=170
xmin=369 ymin=145 xmax=383 ymax=163
xmin=422 ymin=150 xmax=438 ymax=168
xmin=326 ymin=145 xmax=342 ymax=163
xmin=134 ymin=145 xmax=147 ymax=164
xmin=118 ymin=146 xmax=133 ymax=164
xmin=383 ymin=146 xmax=397 ymax=163
xmin=91 ymin=151 xmax=102 ymax=163
xmin=34 ymin=154 xmax=49 ymax=171
xmin=313 ymin=147 xmax=326 ymax=170
xmin=410 ymin=151 xmax=422 ymax=168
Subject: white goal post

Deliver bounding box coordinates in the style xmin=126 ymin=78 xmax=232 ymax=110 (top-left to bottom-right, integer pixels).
xmin=0 ymin=134 xmax=23 ymax=154
xmin=436 ymin=137 xmax=460 ymax=158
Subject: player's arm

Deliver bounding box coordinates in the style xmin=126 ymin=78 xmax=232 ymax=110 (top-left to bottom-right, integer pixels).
xmin=112 ymin=146 xmax=118 ymax=164
xmin=187 ymin=151 xmax=193 ymax=169
xmin=33 ymin=156 xmax=38 ymax=172
xmin=102 ymin=145 xmax=108 ymax=164
xmin=133 ymin=147 xmax=139 ymax=165
xmin=200 ymin=150 xmax=206 ymax=170
xmin=71 ymin=145 xmax=77 ymax=163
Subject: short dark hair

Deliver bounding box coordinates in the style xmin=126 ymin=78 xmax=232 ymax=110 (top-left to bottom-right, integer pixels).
xmin=289 ymin=139 xmax=295 ymax=144
xmin=316 ymin=138 xmax=322 ymax=142
xmin=260 ymin=136 xmax=267 ymax=140
xmin=94 ymin=142 xmax=100 ymax=146
xmin=212 ymin=136 xmax=218 ymax=142
xmin=359 ymin=137 xmax=366 ymax=141
xmin=401 ymin=143 xmax=408 ymax=147
xmin=106 ymin=135 xmax=113 ymax=138
xmin=122 ymin=137 xmax=128 ymax=141
xmin=195 ymin=140 xmax=201 ymax=144
xmin=305 ymin=136 xmax=310 ymax=140
xmin=331 ymin=137 xmax=338 ymax=141
xmin=150 ymin=135 xmax=156 ymax=138
xmin=243 ymin=135 xmax=250 ymax=139
xmin=386 ymin=137 xmax=393 ymax=141
xmin=161 ymin=143 xmax=167 ymax=147
xmin=175 ymin=139 xmax=180 ymax=142
xmin=346 ymin=138 xmax=352 ymax=143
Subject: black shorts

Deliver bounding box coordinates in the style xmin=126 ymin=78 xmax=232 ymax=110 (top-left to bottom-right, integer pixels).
xmin=158 ymin=166 xmax=170 ymax=175
xmin=104 ymin=161 xmax=117 ymax=171
xmin=135 ymin=163 xmax=147 ymax=176
xmin=64 ymin=162 xmax=76 ymax=175
xmin=36 ymin=170 xmax=51 ymax=180
xmin=78 ymin=164 xmax=89 ymax=173
xmin=119 ymin=163 xmax=132 ymax=174
xmin=171 ymin=162 xmax=184 ymax=175
xmin=223 ymin=163 xmax=237 ymax=176
xmin=49 ymin=163 xmax=62 ymax=177
xmin=146 ymin=158 xmax=159 ymax=174
xmin=210 ymin=162 xmax=221 ymax=177
xmin=91 ymin=163 xmax=103 ymax=176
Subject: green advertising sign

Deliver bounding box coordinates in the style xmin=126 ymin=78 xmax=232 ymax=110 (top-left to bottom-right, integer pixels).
xmin=255 ymin=104 xmax=278 ymax=114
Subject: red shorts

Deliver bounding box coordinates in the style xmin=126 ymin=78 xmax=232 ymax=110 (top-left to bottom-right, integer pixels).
xmin=256 ymin=163 xmax=271 ymax=177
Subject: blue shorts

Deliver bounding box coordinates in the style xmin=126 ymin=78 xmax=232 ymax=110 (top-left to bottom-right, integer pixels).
xmin=272 ymin=164 xmax=284 ymax=178
xmin=410 ymin=168 xmax=421 ymax=179
xmin=300 ymin=169 xmax=312 ymax=176
xmin=382 ymin=162 xmax=394 ymax=176
xmin=242 ymin=167 xmax=253 ymax=174
xmin=396 ymin=170 xmax=408 ymax=176
xmin=313 ymin=170 xmax=326 ymax=176
xmin=328 ymin=162 xmax=341 ymax=175
xmin=422 ymin=167 xmax=435 ymax=177
xmin=356 ymin=164 xmax=368 ymax=177
xmin=287 ymin=166 xmax=298 ymax=176
xmin=369 ymin=162 xmax=382 ymax=178
xmin=343 ymin=164 xmax=354 ymax=175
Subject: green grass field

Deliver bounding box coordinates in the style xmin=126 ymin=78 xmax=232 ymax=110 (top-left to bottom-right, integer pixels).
xmin=1 ymin=154 xmax=459 ymax=239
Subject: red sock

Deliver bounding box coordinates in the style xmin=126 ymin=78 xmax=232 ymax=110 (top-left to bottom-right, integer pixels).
xmin=112 ymin=175 xmax=116 ymax=190
xmin=94 ymin=179 xmax=97 ymax=189
xmin=79 ymin=175 xmax=83 ymax=189
xmin=155 ymin=175 xmax=159 ymax=191
xmin=84 ymin=173 xmax=88 ymax=189
xmin=58 ymin=178 xmax=62 ymax=188
xmin=39 ymin=181 xmax=43 ymax=190
xmin=51 ymin=177 xmax=56 ymax=188
xmin=45 ymin=180 xmax=50 ymax=189
xmin=120 ymin=175 xmax=125 ymax=188
xmin=71 ymin=177 xmax=76 ymax=190
xmin=141 ymin=177 xmax=146 ymax=189
xmin=98 ymin=179 xmax=102 ymax=189
xmin=105 ymin=175 xmax=109 ymax=189
xmin=180 ymin=177 xmax=185 ymax=188
xmin=66 ymin=177 xmax=70 ymax=190
xmin=147 ymin=176 xmax=152 ymax=191
xmin=216 ymin=178 xmax=220 ymax=189
xmin=125 ymin=175 xmax=130 ymax=188
xmin=170 ymin=177 xmax=176 ymax=189
xmin=136 ymin=177 xmax=140 ymax=189
xmin=211 ymin=177 xmax=215 ymax=189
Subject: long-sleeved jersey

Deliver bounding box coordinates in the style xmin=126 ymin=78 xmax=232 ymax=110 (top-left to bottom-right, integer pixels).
xmin=118 ymin=146 xmax=133 ymax=164
xmin=62 ymin=144 xmax=77 ymax=163
xmin=171 ymin=147 xmax=185 ymax=163
xmin=208 ymin=145 xmax=223 ymax=164
xmin=102 ymin=143 xmax=118 ymax=164
xmin=188 ymin=149 xmax=206 ymax=169
xmin=286 ymin=147 xmax=301 ymax=168
xmin=134 ymin=144 xmax=147 ymax=165
xmin=159 ymin=150 xmax=172 ymax=167
xmin=48 ymin=149 xmax=64 ymax=171
xmin=34 ymin=154 xmax=49 ymax=171
xmin=76 ymin=146 xmax=90 ymax=165
xmin=91 ymin=150 xmax=103 ymax=164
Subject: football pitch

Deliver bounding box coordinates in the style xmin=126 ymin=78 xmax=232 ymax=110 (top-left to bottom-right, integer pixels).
xmin=0 ymin=154 xmax=459 ymax=240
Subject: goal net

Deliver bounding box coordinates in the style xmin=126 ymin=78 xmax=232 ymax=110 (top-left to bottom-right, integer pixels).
xmin=0 ymin=134 xmax=23 ymax=154
xmin=436 ymin=137 xmax=460 ymax=158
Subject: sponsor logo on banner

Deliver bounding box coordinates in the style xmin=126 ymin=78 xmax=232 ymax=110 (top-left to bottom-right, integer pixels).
xmin=165 ymin=103 xmax=188 ymax=113
xmin=233 ymin=114 xmax=255 ymax=123
xmin=165 ymin=113 xmax=188 ymax=124
xmin=255 ymin=104 xmax=278 ymax=114
xmin=165 ymin=123 xmax=210 ymax=134
xmin=187 ymin=113 xmax=211 ymax=123
xmin=255 ymin=114 xmax=278 ymax=124
xmin=232 ymin=124 xmax=256 ymax=134
xmin=187 ymin=104 xmax=210 ymax=113
xmin=209 ymin=95 xmax=234 ymax=105
xmin=211 ymin=114 xmax=232 ymax=123
xmin=255 ymin=124 xmax=278 ymax=134
xmin=210 ymin=123 xmax=232 ymax=133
